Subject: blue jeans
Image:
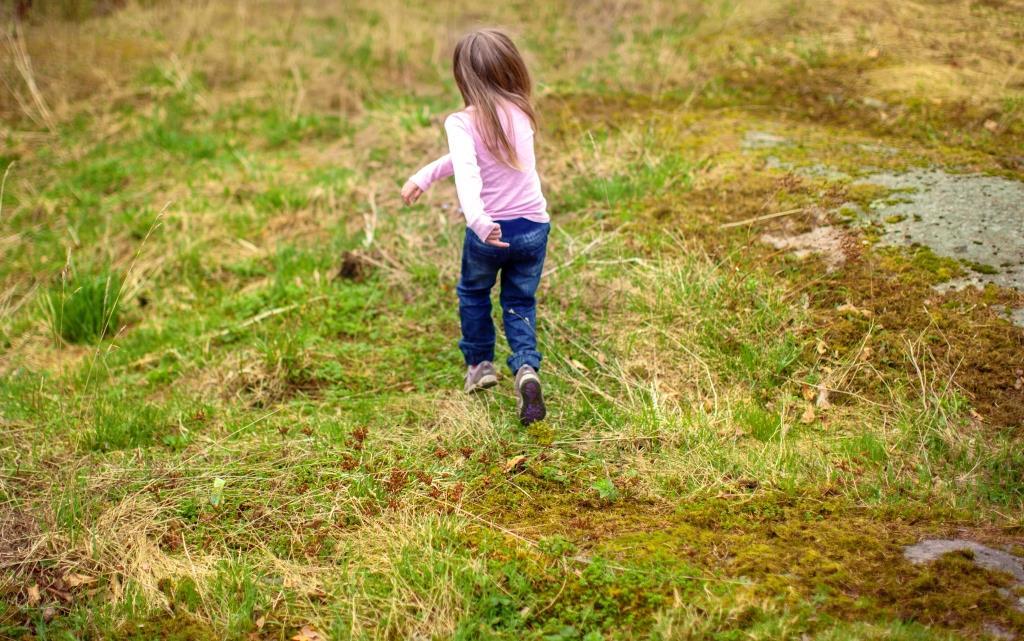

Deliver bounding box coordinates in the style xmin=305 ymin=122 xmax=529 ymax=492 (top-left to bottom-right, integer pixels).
xmin=457 ymin=219 xmax=550 ymax=375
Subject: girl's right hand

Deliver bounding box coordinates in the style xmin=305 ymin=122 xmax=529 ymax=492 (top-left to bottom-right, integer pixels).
xmin=401 ymin=180 xmax=423 ymax=205
xmin=484 ymin=225 xmax=510 ymax=248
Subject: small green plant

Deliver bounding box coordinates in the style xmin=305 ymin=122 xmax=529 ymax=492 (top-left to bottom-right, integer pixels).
xmin=399 ymin=105 xmax=432 ymax=132
xmin=44 ymin=271 xmax=123 ymax=344
xmin=592 ymin=477 xmax=619 ymax=502
xmin=963 ymin=260 xmax=999 ymax=275
xmin=538 ymin=535 xmax=577 ymax=557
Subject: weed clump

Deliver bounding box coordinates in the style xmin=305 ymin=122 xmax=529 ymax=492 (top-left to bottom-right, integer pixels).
xmin=43 ymin=270 xmax=122 ymax=344
xmin=337 ymin=250 xmax=373 ymax=281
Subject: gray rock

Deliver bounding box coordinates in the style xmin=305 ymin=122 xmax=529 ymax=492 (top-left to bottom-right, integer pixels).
xmin=986 ymin=305 xmax=1024 ymax=329
xmin=743 ymin=130 xmax=789 ymax=150
xmin=985 ymin=623 xmax=1016 ymax=640
xmin=762 ymin=226 xmax=848 ymax=271
xmin=862 ymin=96 xmax=888 ymax=110
xmin=904 ymin=539 xmax=1024 ymax=614
xmin=904 ymin=539 xmax=1024 ymax=583
xmin=856 ymin=169 xmax=1024 ymax=294
xmin=762 ymin=155 xmax=849 ymax=180
xmin=1011 ymin=307 xmax=1024 ymax=327
xmin=858 ymin=142 xmax=899 ymax=156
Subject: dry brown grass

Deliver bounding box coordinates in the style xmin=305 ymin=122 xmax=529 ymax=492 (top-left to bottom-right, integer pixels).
xmin=4 ymin=0 xmax=1022 ymax=131
xmin=814 ymin=1 xmax=1024 ymax=103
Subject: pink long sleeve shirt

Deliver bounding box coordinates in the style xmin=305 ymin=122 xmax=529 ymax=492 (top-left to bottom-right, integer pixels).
xmin=409 ymin=105 xmax=549 ymax=242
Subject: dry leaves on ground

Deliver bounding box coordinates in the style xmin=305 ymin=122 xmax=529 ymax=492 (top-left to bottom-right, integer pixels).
xmin=291 ymin=625 xmax=324 ymax=641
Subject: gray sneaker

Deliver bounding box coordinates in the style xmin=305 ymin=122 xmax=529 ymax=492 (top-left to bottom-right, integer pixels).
xmin=515 ymin=365 xmax=546 ymax=425
xmin=464 ymin=361 xmax=498 ymax=394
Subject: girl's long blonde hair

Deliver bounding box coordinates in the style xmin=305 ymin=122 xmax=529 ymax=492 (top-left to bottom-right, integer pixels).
xmin=452 ymin=29 xmax=536 ymax=169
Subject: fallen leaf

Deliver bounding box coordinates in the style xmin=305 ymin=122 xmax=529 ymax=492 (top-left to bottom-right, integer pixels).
xmin=866 ymin=47 xmax=880 ymax=58
xmin=48 ymin=587 xmax=73 ymax=602
xmin=107 ymin=574 xmax=122 ymax=602
xmin=255 ymin=615 xmax=266 ymax=630
xmin=816 ymin=385 xmax=831 ymax=409
xmin=801 ymin=386 xmax=815 ymax=402
xmin=503 ymin=455 xmax=528 ymax=474
xmin=596 ymin=352 xmax=607 ymax=366
xmin=569 ymin=358 xmax=589 ymax=371
xmin=27 ymin=584 xmax=41 ymax=606
xmin=984 ymin=119 xmax=999 ymax=132
xmin=64 ymin=573 xmax=96 ymax=588
xmin=292 ymin=625 xmax=324 ymax=641
xmin=837 ymin=302 xmax=872 ymax=318
xmin=816 ymin=340 xmax=828 ymax=355
xmin=306 ymin=587 xmax=328 ymax=602
xmin=800 ymin=405 xmax=816 ymax=424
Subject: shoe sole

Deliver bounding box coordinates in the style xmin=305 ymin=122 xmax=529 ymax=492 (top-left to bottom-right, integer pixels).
xmin=465 ymin=374 xmax=498 ymax=394
xmin=518 ymin=379 xmax=546 ymax=425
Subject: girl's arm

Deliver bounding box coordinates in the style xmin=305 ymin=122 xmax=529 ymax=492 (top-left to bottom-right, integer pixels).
xmin=444 ymin=114 xmax=500 ymax=243
xmin=409 ymin=154 xmax=453 ymax=191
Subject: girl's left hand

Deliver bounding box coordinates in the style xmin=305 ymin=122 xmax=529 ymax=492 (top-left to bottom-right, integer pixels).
xmin=401 ymin=180 xmax=423 ymax=205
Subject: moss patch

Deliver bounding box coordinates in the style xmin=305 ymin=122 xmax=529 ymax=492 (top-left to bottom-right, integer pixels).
xmin=116 ymin=615 xmax=219 ymax=641
xmin=809 ymin=246 xmax=1024 ymax=430
xmin=477 ymin=487 xmax=1024 ymax=639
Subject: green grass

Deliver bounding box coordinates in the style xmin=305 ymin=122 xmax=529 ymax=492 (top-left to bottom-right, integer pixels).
xmin=43 ymin=270 xmax=122 ymax=344
xmin=1 ymin=1 xmax=1023 ymax=640
xmin=557 ymin=153 xmax=697 ymax=215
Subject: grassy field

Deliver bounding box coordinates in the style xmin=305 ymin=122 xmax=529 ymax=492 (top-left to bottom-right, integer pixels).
xmin=2 ymin=1 xmax=1024 ymax=639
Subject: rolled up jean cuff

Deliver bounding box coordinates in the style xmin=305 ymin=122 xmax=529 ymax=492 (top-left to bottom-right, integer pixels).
xmin=507 ymin=350 xmax=542 ymax=375
xmin=460 ymin=345 xmax=495 ymax=367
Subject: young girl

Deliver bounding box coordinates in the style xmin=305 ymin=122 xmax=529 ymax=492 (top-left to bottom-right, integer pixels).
xmin=401 ymin=29 xmax=549 ymax=426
